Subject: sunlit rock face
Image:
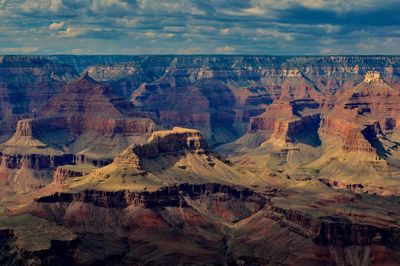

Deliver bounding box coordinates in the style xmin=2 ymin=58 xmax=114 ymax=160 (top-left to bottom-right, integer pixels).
xmin=1 ymin=55 xmax=400 ymax=144
xmin=364 ymin=71 xmax=382 ymax=83
xmin=0 ymin=72 xmax=157 ymax=193
xmin=1 ymin=56 xmax=400 ymax=265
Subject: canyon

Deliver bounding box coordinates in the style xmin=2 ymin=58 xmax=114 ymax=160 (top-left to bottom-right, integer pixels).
xmin=0 ymin=55 xmax=400 ymax=265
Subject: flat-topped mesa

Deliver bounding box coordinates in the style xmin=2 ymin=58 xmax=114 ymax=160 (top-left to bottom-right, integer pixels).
xmin=86 ymin=64 xmax=137 ymax=81
xmin=270 ymin=114 xmax=321 ymax=143
xmin=320 ymin=117 xmax=385 ymax=160
xmin=363 ymin=71 xmax=382 ymax=83
xmin=341 ymin=128 xmax=376 ymax=154
xmin=132 ymin=127 xmax=207 ymax=158
xmin=320 ymin=116 xmax=358 ymax=139
xmin=249 ymin=102 xmax=294 ymax=133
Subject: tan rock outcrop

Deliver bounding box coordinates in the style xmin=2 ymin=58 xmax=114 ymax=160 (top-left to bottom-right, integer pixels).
xmin=364 ymin=71 xmax=382 ymax=83
xmin=118 ymin=127 xmax=207 ymax=161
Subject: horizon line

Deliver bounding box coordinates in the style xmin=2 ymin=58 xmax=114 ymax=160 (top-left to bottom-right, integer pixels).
xmin=2 ymin=54 xmax=400 ymax=57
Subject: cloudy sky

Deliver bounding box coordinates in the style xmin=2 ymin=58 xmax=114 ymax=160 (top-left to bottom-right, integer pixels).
xmin=1 ymin=0 xmax=400 ymax=55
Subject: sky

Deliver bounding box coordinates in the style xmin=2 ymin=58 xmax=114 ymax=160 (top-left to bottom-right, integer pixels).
xmin=1 ymin=0 xmax=400 ymax=55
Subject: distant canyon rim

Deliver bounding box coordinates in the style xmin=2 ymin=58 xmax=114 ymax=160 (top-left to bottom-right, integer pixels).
xmin=0 ymin=55 xmax=399 ymax=265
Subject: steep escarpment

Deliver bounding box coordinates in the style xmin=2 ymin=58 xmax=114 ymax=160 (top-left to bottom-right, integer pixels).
xmin=53 ymin=164 xmax=96 ymax=186
xmin=35 ymin=183 xmax=400 ymax=250
xmin=40 ymin=72 xmax=138 ymax=117
xmin=0 ymin=151 xmax=108 ymax=191
xmin=300 ymin=72 xmax=400 ymax=194
xmin=131 ymin=66 xmax=325 ymax=145
xmin=0 ymin=74 xmax=157 ymax=193
xmin=320 ymin=117 xmax=380 ymax=156
xmin=265 ymin=205 xmax=400 ymax=246
xmin=0 ymin=56 xmax=77 ymax=139
xmin=0 ymin=215 xmax=78 ymax=265
xmin=220 ymin=97 xmax=322 ymax=163
xmin=2 ymin=74 xmax=156 ymax=156
xmin=29 ymin=181 xmax=400 ymax=265
xmin=134 ymin=127 xmax=206 ymax=157
xmin=1 ymin=55 xmax=400 ymax=264
xmin=132 ymin=82 xmax=212 ymax=138
xmin=24 ymin=183 xmax=268 ymax=265
xmin=221 ymin=70 xmax=400 ymax=196
xmin=2 ymin=55 xmax=400 ymax=145
xmin=250 ymin=107 xmax=321 ymax=146
xmin=65 ymin=127 xmax=262 ymax=192
xmin=0 ymin=153 xmax=73 ymax=170
xmin=34 ymin=183 xmax=265 ymax=212
xmin=232 ymin=203 xmax=400 ymax=265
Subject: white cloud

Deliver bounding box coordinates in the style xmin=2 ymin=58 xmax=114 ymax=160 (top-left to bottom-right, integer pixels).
xmin=215 ymin=46 xmax=236 ymax=53
xmin=138 ymin=0 xmax=206 ymax=15
xmin=163 ymin=26 xmax=184 ymax=33
xmin=220 ymin=28 xmax=231 ymax=35
xmin=0 ymin=0 xmax=398 ymax=55
xmin=49 ymin=21 xmax=65 ymax=30
xmin=319 ymin=24 xmax=341 ymax=33
xmin=320 ymin=38 xmax=336 ymax=45
xmin=20 ymin=0 xmax=64 ymax=13
xmin=320 ymin=48 xmax=333 ymax=54
xmin=91 ymin=0 xmax=129 ymax=12
xmin=218 ymin=27 xmax=248 ymax=37
xmin=58 ymin=27 xmax=84 ymax=38
xmin=1 ymin=47 xmax=38 ymax=54
xmin=116 ymin=18 xmax=138 ymax=28
xmin=90 ymin=0 xmax=130 ymax=16
xmin=144 ymin=31 xmax=156 ymax=38
xmin=356 ymin=37 xmax=400 ymax=54
xmin=217 ymin=26 xmax=295 ymax=42
xmin=256 ymin=29 xmax=294 ymax=41
xmin=160 ymin=33 xmax=175 ymax=38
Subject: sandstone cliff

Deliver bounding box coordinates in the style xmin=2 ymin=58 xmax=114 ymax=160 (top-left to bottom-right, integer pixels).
xmin=63 ymin=127 xmax=262 ymax=192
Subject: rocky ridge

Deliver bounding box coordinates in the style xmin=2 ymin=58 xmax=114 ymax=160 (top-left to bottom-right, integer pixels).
xmin=0 ymin=56 xmax=400 ymax=264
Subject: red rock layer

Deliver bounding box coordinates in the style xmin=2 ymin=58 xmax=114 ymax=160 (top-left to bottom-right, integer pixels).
xmin=0 ymin=153 xmax=73 ymax=170
xmin=9 ymin=74 xmax=157 ymax=140
xmin=319 ymin=73 xmax=400 ymax=157
xmin=54 ymin=166 xmax=93 ymax=186
xmin=0 ymin=56 xmax=77 ymax=137
xmin=132 ymin=83 xmax=212 ymax=137
xmin=249 ymin=102 xmax=294 ymax=133
xmin=271 ymin=114 xmax=321 ymax=143
xmin=0 ymin=152 xmax=111 ymax=172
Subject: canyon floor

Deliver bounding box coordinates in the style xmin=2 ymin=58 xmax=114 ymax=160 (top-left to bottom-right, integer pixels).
xmin=0 ymin=55 xmax=400 ymax=265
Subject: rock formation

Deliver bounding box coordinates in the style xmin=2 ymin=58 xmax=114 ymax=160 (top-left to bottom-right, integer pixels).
xmin=0 ymin=56 xmax=77 ymax=139
xmin=26 ymin=181 xmax=400 ymax=265
xmin=62 ymin=127 xmax=261 ymax=192
xmin=0 ymin=56 xmax=400 ymax=264
xmin=364 ymin=71 xmax=382 ymax=83
xmin=0 ymin=73 xmax=156 ymax=192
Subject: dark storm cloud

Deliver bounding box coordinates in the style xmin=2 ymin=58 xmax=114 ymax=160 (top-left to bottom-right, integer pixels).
xmin=0 ymin=0 xmax=399 ymax=54
xmin=276 ymin=4 xmax=400 ymax=27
